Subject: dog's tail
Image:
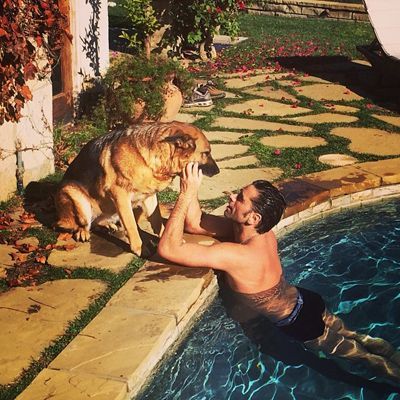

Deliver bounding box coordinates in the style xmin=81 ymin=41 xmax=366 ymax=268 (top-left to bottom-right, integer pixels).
xmin=54 ymin=183 xmax=92 ymax=232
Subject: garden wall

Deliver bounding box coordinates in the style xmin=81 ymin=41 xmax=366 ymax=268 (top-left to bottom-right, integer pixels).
xmin=0 ymin=78 xmax=54 ymax=202
xmin=248 ymin=0 xmax=368 ymax=22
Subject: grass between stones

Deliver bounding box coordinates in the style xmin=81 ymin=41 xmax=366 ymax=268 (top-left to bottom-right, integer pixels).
xmin=0 ymin=257 xmax=144 ymax=400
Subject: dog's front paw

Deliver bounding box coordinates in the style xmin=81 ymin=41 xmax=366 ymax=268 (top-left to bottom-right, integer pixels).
xmin=74 ymin=228 xmax=91 ymax=242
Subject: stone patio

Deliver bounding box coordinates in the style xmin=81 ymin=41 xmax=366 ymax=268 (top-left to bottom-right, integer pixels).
xmin=1 ymin=58 xmax=400 ymax=400
xmin=331 ymin=127 xmax=400 ymax=155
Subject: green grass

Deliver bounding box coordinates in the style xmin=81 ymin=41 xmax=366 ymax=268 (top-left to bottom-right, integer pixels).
xmin=238 ymin=13 xmax=373 ymax=54
xmin=213 ymin=13 xmax=375 ymax=72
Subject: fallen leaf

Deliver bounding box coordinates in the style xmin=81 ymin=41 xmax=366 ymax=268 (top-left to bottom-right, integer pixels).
xmin=14 ymin=243 xmax=38 ymax=253
xmin=57 ymin=232 xmax=73 ymax=241
xmin=35 ymin=255 xmax=47 ymax=264
xmin=10 ymin=252 xmax=29 ymax=263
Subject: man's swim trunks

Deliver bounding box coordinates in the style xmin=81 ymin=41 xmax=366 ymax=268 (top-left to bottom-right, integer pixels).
xmin=276 ymin=286 xmax=326 ymax=342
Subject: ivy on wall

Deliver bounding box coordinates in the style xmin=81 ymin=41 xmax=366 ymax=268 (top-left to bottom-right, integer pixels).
xmin=0 ymin=0 xmax=66 ymax=125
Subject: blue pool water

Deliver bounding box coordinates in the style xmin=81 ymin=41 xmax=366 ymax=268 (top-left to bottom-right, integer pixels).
xmin=138 ymin=198 xmax=400 ymax=400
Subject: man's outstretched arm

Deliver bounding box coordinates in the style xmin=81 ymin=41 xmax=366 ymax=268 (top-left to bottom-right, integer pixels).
xmin=158 ymin=163 xmax=243 ymax=270
xmin=183 ymin=167 xmax=234 ymax=241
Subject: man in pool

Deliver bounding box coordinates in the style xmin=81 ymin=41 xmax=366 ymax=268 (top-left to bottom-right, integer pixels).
xmin=158 ymin=162 xmax=400 ymax=384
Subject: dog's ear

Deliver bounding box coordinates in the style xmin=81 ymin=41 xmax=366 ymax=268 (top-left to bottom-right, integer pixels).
xmin=162 ymin=132 xmax=196 ymax=150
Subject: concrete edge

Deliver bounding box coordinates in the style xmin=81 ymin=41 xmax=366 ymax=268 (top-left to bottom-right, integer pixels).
xmin=274 ymin=183 xmax=400 ymax=237
xmin=129 ymin=277 xmax=219 ymax=399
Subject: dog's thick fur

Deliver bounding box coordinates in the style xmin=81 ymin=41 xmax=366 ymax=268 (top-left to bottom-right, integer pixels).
xmin=54 ymin=121 xmax=219 ymax=255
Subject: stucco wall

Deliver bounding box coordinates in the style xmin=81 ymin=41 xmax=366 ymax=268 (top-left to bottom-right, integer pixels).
xmin=0 ymin=78 xmax=54 ymax=202
xmin=70 ymin=0 xmax=109 ymax=94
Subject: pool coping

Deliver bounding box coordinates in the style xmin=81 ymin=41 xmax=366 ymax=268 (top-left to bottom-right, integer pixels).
xmin=17 ymin=158 xmax=400 ymax=400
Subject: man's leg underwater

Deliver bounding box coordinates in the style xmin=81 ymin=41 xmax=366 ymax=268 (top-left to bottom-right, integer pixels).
xmin=323 ymin=311 xmax=400 ymax=365
xmin=304 ymin=311 xmax=400 ymax=383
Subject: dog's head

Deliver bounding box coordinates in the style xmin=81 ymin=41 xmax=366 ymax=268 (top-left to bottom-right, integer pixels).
xmin=162 ymin=122 xmax=220 ymax=177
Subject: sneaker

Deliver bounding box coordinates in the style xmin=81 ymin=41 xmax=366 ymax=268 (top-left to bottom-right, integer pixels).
xmin=196 ymin=80 xmax=226 ymax=100
xmin=183 ymin=87 xmax=213 ymax=107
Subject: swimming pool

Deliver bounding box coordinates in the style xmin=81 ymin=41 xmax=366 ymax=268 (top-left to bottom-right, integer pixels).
xmin=138 ymin=198 xmax=400 ymax=400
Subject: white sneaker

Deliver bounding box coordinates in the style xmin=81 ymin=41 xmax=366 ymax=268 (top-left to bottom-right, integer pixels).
xmin=183 ymin=87 xmax=213 ymax=107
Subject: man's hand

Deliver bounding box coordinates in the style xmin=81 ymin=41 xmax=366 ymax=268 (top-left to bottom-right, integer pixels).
xmin=180 ymin=162 xmax=203 ymax=198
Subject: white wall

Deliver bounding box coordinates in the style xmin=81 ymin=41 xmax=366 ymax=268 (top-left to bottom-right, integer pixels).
xmin=70 ymin=0 xmax=109 ymax=95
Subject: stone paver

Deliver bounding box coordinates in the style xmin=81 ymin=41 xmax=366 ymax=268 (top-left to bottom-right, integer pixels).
xmin=173 ymin=113 xmax=201 ymax=124
xmin=241 ymin=86 xmax=297 ymax=102
xmin=331 ymin=127 xmax=400 ymax=156
xmin=204 ymin=130 xmax=253 ymax=142
xmin=324 ymin=104 xmax=359 ymax=113
xmin=298 ymin=75 xmax=332 ymax=84
xmin=318 ymin=153 xmax=358 ymax=167
xmin=211 ymin=143 xmax=249 ymax=160
xmin=224 ymin=73 xmax=288 ymax=89
xmin=0 ymin=280 xmax=106 ymax=385
xmin=372 ymin=114 xmax=400 ymax=128
xmin=16 ymin=369 xmax=127 ymax=400
xmin=357 ymin=158 xmax=400 ymax=185
xmin=260 ymin=135 xmax=327 ymax=148
xmin=181 ymin=105 xmax=214 ymax=112
xmin=171 ymin=167 xmax=283 ymax=199
xmin=212 ymin=116 xmax=312 ymax=133
xmin=15 ymin=237 xmax=39 ymax=247
xmin=294 ymin=83 xmax=363 ymax=101
xmin=107 ymin=261 xmax=214 ymax=323
xmin=287 ymin=112 xmax=358 ymax=124
xmin=218 ymin=155 xmax=259 ymax=168
xmin=0 ymin=244 xmax=15 ymax=278
xmin=224 ymin=91 xmax=241 ymax=99
xmin=275 ymin=178 xmax=331 ymax=217
xmin=50 ymin=306 xmax=177 ymax=388
xmin=47 ymin=233 xmax=135 ymax=271
xmin=276 ymin=80 xmax=302 ymax=87
xmin=223 ymin=99 xmax=311 ymax=117
xmin=302 ymin=166 xmax=382 ymax=197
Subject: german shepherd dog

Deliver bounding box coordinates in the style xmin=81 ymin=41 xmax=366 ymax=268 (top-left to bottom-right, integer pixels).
xmin=54 ymin=121 xmax=219 ymax=256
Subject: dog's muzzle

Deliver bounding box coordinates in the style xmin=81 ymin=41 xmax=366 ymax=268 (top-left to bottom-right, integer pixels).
xmin=199 ymin=158 xmax=220 ymax=177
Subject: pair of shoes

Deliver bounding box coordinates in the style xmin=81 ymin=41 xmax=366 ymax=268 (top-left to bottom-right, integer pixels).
xmin=183 ymin=86 xmax=213 ymax=108
xmin=196 ymin=80 xmax=226 ymax=100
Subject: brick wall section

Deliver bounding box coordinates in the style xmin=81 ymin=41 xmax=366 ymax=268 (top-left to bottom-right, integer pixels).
xmin=248 ymin=0 xmax=369 ymax=22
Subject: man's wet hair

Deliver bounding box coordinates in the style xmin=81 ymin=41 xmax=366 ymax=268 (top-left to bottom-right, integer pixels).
xmin=251 ymin=180 xmax=287 ymax=233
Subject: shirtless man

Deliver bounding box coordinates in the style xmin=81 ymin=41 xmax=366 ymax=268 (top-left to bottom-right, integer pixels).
xmin=158 ymin=162 xmax=400 ymax=384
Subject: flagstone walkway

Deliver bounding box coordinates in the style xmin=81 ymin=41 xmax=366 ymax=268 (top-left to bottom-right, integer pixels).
xmin=1 ymin=59 xmax=400 ymax=400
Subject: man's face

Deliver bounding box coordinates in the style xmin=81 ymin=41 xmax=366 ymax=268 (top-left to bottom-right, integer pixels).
xmin=224 ymin=184 xmax=258 ymax=224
